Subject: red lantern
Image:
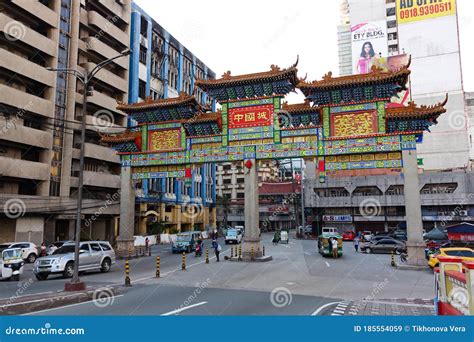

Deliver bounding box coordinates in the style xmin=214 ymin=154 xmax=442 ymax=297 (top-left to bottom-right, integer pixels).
xmin=185 ymin=167 xmax=192 ymax=178
xmin=244 ymin=160 xmax=253 ymax=169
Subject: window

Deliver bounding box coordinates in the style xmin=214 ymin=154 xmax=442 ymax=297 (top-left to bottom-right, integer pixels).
xmin=90 ymin=243 xmax=101 ymax=252
xmin=79 ymin=244 xmax=90 ymax=252
xmin=100 ymin=243 xmax=112 ymax=251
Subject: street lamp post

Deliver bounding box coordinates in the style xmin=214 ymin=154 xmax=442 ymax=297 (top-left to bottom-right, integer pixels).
xmin=47 ymin=49 xmax=131 ymax=291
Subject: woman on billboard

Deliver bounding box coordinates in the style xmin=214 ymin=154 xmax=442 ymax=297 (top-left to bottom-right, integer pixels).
xmin=357 ymin=41 xmax=376 ymax=74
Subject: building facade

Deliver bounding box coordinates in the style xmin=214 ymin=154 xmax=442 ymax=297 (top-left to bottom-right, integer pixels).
xmin=337 ymin=0 xmax=472 ymax=171
xmin=0 ymin=0 xmax=131 ymax=244
xmin=305 ymin=170 xmax=474 ymax=234
xmin=123 ymin=3 xmax=217 ymax=235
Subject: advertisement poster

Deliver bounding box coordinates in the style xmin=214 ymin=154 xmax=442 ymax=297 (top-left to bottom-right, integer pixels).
xmin=351 ymin=21 xmax=388 ymax=74
xmin=396 ymin=0 xmax=457 ymax=24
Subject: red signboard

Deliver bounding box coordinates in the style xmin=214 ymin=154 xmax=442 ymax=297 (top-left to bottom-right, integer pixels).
xmin=448 ymin=233 xmax=474 ymax=242
xmin=228 ymin=104 xmax=273 ymax=128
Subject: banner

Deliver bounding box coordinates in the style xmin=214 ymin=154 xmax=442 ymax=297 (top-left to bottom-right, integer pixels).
xmin=351 ymin=21 xmax=388 ymax=74
xmin=228 ymin=104 xmax=273 ymax=129
xmin=396 ymin=0 xmax=457 ymax=24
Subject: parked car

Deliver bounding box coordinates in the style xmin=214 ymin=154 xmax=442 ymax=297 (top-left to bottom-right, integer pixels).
xmin=342 ymin=230 xmax=356 ymax=241
xmin=33 ymin=241 xmax=115 ymax=280
xmin=428 ymin=247 xmax=474 ymax=268
xmin=389 ymin=230 xmax=407 ymax=241
xmin=360 ymin=238 xmax=406 ymax=254
xmin=362 ymin=231 xmax=374 ymax=241
xmin=225 ymin=229 xmax=243 ymax=244
xmin=172 ymin=231 xmax=202 ymax=253
xmin=234 ymin=225 xmax=245 ymax=236
xmin=47 ymin=241 xmax=72 ymax=255
xmin=6 ymin=242 xmax=38 ymax=263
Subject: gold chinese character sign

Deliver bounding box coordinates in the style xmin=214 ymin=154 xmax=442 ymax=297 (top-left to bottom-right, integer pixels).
xmin=149 ymin=129 xmax=181 ymax=151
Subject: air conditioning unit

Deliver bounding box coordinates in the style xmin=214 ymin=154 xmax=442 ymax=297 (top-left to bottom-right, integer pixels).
xmin=459 ymin=210 xmax=468 ymax=217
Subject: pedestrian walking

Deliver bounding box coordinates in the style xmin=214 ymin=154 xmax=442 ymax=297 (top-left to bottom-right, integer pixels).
xmin=214 ymin=242 xmax=221 ymax=262
xmin=354 ymin=236 xmax=360 ymax=252
xmin=332 ymin=238 xmax=339 ymax=258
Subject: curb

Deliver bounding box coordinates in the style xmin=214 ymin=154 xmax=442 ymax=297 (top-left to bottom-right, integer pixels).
xmin=0 ymin=286 xmax=121 ymax=315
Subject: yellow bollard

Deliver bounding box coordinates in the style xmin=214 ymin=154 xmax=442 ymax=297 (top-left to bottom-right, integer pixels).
xmin=230 ymin=245 xmax=234 ymax=258
xmin=391 ymin=251 xmax=395 ymax=267
xmin=156 ymin=256 xmax=160 ymax=278
xmin=238 ymin=244 xmax=242 ymax=261
xmin=182 ymin=252 xmax=186 ymax=271
xmin=251 ymin=246 xmax=255 ymax=260
xmin=205 ymin=248 xmax=209 ymax=264
xmin=125 ymin=259 xmax=131 ymax=287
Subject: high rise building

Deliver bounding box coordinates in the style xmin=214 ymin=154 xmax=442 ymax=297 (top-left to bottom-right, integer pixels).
xmin=119 ymin=3 xmax=217 ymax=234
xmin=0 ymin=0 xmax=132 ymax=244
xmin=337 ymin=0 xmax=471 ymax=171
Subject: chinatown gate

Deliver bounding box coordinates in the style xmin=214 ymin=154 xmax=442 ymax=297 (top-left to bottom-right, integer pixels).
xmin=103 ymin=58 xmax=447 ymax=264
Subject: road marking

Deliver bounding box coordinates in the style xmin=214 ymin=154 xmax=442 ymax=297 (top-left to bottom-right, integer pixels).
xmin=325 ymin=261 xmax=330 ymax=267
xmin=311 ymin=301 xmax=342 ymax=316
xmin=304 ymin=252 xmax=311 ymax=256
xmin=22 ymin=295 xmax=125 ymax=315
xmin=161 ymin=301 xmax=207 ymax=316
xmin=366 ymin=300 xmax=434 ymax=308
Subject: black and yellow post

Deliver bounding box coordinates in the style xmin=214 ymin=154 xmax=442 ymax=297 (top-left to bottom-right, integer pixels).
xmin=205 ymin=248 xmax=209 ymax=264
xmin=117 ymin=248 xmax=122 ymax=260
xmin=230 ymin=246 xmax=234 ymax=258
xmin=156 ymin=256 xmax=160 ymax=278
xmin=251 ymin=246 xmax=255 ymax=260
xmin=391 ymin=251 xmax=395 ymax=267
xmin=125 ymin=259 xmax=131 ymax=287
xmin=182 ymin=252 xmax=186 ymax=270
xmin=238 ymin=245 xmax=242 ymax=261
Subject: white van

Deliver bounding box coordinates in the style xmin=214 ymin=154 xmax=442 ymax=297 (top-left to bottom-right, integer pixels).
xmin=322 ymin=227 xmax=338 ymax=235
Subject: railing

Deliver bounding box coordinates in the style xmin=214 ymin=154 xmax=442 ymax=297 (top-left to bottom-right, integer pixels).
xmin=435 ymin=256 xmax=472 ymax=315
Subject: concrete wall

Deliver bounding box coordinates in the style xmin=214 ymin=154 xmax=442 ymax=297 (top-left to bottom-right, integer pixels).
xmin=0 ymin=218 xmax=16 ymax=243
xmin=15 ymin=217 xmax=44 ymax=244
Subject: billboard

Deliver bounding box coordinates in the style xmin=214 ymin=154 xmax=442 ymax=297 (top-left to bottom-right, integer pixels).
xmin=351 ymin=21 xmax=388 ymax=74
xmin=396 ymin=0 xmax=456 ymax=24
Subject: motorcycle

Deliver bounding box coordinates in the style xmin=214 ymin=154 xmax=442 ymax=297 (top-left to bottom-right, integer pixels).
xmin=195 ymin=243 xmax=202 ymax=257
xmin=0 ymin=248 xmax=24 ymax=281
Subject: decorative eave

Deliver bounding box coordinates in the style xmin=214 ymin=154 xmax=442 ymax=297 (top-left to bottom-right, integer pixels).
xmin=385 ymin=94 xmax=448 ymax=122
xmin=195 ymin=58 xmax=299 ymax=91
xmin=100 ymin=130 xmax=139 ymax=143
xmin=297 ymin=57 xmax=411 ymax=95
xmin=281 ymin=99 xmax=318 ymax=114
xmin=116 ymin=92 xmax=202 ymax=113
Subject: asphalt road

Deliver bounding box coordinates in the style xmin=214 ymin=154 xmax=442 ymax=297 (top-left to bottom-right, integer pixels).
xmin=2 ymin=232 xmax=436 ymax=316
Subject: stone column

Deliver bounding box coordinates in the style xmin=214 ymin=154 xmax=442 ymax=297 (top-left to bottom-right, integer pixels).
xmin=242 ymin=159 xmax=262 ymax=259
xmin=402 ymin=149 xmax=426 ymax=266
xmin=117 ymin=166 xmax=135 ymax=252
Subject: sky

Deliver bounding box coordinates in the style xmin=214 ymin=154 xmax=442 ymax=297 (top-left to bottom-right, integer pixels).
xmin=135 ymin=0 xmax=474 ymax=98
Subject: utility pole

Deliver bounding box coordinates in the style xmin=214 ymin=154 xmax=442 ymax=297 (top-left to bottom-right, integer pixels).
xmin=47 ymin=49 xmax=131 ymax=291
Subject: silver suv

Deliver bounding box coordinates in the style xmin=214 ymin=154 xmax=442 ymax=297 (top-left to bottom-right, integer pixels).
xmin=33 ymin=241 xmax=115 ymax=280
